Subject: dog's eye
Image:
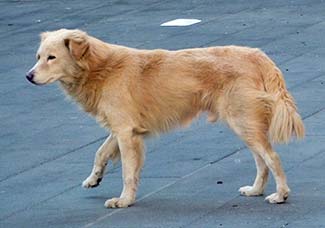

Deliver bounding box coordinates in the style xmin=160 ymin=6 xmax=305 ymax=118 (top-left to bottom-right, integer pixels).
xmin=37 ymin=54 xmax=40 ymax=60
xmin=47 ymin=55 xmax=56 ymax=61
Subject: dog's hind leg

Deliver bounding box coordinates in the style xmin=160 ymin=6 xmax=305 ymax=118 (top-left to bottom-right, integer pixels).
xmin=247 ymin=139 xmax=290 ymax=203
xmin=260 ymin=144 xmax=290 ymax=203
xmin=227 ymin=117 xmax=270 ymax=197
xmin=82 ymin=134 xmax=119 ymax=188
xmin=105 ymin=128 xmax=144 ymax=208
xmin=234 ymin=122 xmax=290 ymax=203
xmin=224 ymin=89 xmax=290 ymax=203
xmin=239 ymin=151 xmax=269 ymax=196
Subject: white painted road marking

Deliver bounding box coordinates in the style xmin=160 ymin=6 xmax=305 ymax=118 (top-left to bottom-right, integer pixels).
xmin=160 ymin=18 xmax=201 ymax=27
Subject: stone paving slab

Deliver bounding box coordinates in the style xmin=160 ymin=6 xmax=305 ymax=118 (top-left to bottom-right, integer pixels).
xmin=1 ymin=0 xmax=325 ymax=227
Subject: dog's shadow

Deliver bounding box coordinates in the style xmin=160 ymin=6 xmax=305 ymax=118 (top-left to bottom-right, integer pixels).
xmin=136 ymin=196 xmax=290 ymax=215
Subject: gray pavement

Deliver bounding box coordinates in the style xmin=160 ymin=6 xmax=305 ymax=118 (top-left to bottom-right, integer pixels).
xmin=1 ymin=0 xmax=325 ymax=227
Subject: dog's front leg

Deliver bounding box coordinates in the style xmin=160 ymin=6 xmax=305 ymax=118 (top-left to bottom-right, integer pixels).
xmin=105 ymin=129 xmax=144 ymax=208
xmin=82 ymin=134 xmax=119 ymax=188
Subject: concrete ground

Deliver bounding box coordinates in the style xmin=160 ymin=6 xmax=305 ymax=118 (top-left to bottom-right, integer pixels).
xmin=1 ymin=0 xmax=325 ymax=227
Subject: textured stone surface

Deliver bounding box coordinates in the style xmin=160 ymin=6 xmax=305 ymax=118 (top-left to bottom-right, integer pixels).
xmin=1 ymin=0 xmax=325 ymax=227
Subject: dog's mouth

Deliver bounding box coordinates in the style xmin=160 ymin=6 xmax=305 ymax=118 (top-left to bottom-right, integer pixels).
xmin=26 ymin=76 xmax=44 ymax=86
xmin=26 ymin=74 xmax=55 ymax=86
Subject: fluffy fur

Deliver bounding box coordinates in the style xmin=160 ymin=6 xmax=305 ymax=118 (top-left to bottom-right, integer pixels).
xmin=27 ymin=29 xmax=304 ymax=208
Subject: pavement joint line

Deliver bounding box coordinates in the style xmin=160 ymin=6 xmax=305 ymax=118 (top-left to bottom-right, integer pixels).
xmin=0 ymin=142 xmax=243 ymax=223
xmin=180 ymin=143 xmax=325 ymax=228
xmin=134 ymin=107 xmax=325 ymax=227
xmin=1 ymin=1 xmax=325 ymax=227
xmin=0 ymin=183 xmax=79 ymax=221
xmin=276 ymin=47 xmax=320 ymax=68
xmin=0 ymin=2 xmax=108 ymax=40
xmin=176 ymin=107 xmax=325 ymax=227
xmin=2 ymin=3 xmax=325 ymax=220
xmin=0 ymin=0 xmax=167 ymax=57
xmin=288 ymin=148 xmax=325 ymax=171
xmin=199 ymin=19 xmax=323 ymax=64
xmin=0 ymin=3 xmax=269 ymax=57
xmin=209 ymin=146 xmax=246 ymax=164
xmin=202 ymin=22 xmax=320 ymax=57
xmin=1 ymin=68 xmax=323 ymax=183
xmin=0 ymin=1 xmax=322 ymax=54
xmin=2 ymin=101 xmax=324 ymax=223
xmin=285 ymin=73 xmax=324 ymax=91
xmin=83 ymin=161 xmax=217 ymax=228
xmin=141 ymin=175 xmax=180 ymax=178
xmin=0 ymin=6 xmax=319 ymax=86
xmin=0 ymin=135 xmax=107 ymax=183
xmin=0 ymin=0 xmax=170 ymax=41
xmin=153 ymin=1 xmax=319 ymax=50
xmin=86 ymin=138 xmax=295 ymax=227
xmin=302 ymin=106 xmax=325 ymax=120
xmin=137 ymin=5 xmax=263 ymax=49
xmin=181 ymin=195 xmax=242 ymax=228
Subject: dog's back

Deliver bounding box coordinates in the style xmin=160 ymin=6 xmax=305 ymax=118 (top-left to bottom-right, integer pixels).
xmin=120 ymin=46 xmax=304 ymax=143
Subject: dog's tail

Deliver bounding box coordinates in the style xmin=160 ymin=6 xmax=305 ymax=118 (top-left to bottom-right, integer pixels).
xmin=254 ymin=50 xmax=305 ymax=144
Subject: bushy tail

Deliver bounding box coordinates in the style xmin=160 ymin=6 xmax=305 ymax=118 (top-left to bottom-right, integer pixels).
xmin=268 ymin=95 xmax=305 ymax=143
xmin=254 ymin=50 xmax=305 ymax=143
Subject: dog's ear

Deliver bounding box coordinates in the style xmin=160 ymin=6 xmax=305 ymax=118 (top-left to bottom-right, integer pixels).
xmin=64 ymin=30 xmax=89 ymax=60
xmin=40 ymin=32 xmax=50 ymax=41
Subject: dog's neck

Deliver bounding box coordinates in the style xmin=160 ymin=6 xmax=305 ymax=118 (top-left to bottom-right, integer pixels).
xmin=59 ymin=71 xmax=101 ymax=116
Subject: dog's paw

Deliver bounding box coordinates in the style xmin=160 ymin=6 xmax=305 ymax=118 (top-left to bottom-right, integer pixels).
xmin=265 ymin=192 xmax=289 ymax=204
xmin=104 ymin=197 xmax=134 ymax=208
xmin=82 ymin=175 xmax=102 ymax=188
xmin=238 ymin=185 xmax=264 ymax=196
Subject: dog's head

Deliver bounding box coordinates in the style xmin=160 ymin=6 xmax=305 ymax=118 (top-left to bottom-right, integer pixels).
xmin=26 ymin=29 xmax=89 ymax=85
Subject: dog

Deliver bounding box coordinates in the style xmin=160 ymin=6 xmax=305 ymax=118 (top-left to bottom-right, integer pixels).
xmin=26 ymin=29 xmax=304 ymax=208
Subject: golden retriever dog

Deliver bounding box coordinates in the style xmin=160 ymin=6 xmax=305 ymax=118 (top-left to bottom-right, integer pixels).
xmin=26 ymin=29 xmax=304 ymax=208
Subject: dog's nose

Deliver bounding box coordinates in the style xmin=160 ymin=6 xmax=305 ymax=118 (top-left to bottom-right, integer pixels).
xmin=26 ymin=70 xmax=35 ymax=83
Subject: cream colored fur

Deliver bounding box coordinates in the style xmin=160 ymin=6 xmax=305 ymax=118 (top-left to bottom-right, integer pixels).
xmin=28 ymin=29 xmax=304 ymax=208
